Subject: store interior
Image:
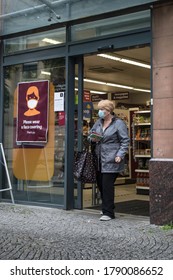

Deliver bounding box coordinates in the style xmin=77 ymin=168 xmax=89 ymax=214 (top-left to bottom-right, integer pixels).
xmin=81 ymin=45 xmax=151 ymax=216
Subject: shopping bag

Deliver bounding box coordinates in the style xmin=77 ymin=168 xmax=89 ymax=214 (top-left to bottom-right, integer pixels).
xmin=81 ymin=151 xmax=97 ymax=184
xmin=73 ymin=150 xmax=87 ymax=180
xmin=73 ymin=150 xmax=97 ymax=183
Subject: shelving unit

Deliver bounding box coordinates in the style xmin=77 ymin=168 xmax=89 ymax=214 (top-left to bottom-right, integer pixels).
xmin=114 ymin=108 xmax=130 ymax=180
xmin=132 ymin=110 xmax=151 ymax=194
xmin=114 ymin=107 xmax=140 ymax=183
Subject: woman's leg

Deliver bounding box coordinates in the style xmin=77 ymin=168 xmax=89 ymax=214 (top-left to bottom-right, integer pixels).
xmin=102 ymin=173 xmax=119 ymax=218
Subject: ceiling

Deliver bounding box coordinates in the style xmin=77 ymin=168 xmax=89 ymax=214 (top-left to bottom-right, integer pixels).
xmin=82 ymin=45 xmax=151 ymax=95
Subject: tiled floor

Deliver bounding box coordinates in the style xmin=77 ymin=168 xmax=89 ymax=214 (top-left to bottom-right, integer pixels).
xmin=83 ymin=183 xmax=149 ymax=208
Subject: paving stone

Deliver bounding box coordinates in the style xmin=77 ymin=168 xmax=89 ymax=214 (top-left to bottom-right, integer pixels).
xmin=0 ymin=203 xmax=173 ymax=260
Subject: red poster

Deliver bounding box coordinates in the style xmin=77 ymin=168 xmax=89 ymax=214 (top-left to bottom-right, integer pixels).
xmin=83 ymin=90 xmax=91 ymax=102
xmin=58 ymin=111 xmax=65 ymax=126
xmin=16 ymin=80 xmax=49 ymax=143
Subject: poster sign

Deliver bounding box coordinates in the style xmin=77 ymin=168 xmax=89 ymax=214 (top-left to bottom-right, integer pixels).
xmin=111 ymin=92 xmax=129 ymax=100
xmin=83 ymin=90 xmax=91 ymax=102
xmin=91 ymin=93 xmax=108 ymax=102
xmin=54 ymin=91 xmax=64 ymax=111
xmin=58 ymin=111 xmax=65 ymax=126
xmin=83 ymin=102 xmax=93 ymax=118
xmin=16 ymin=80 xmax=49 ymax=143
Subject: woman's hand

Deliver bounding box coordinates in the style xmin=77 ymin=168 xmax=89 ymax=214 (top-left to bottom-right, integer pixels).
xmin=115 ymin=156 xmax=122 ymax=163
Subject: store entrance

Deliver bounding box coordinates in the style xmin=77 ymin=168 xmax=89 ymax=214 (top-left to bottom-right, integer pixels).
xmin=80 ymin=45 xmax=151 ymax=216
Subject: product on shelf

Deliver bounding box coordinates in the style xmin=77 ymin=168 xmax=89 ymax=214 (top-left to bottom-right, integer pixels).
xmin=132 ymin=110 xmax=151 ymax=194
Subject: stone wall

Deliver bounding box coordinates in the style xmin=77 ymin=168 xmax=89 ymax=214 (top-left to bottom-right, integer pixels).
xmin=150 ymin=159 xmax=173 ymax=225
xmin=150 ymin=1 xmax=173 ymax=225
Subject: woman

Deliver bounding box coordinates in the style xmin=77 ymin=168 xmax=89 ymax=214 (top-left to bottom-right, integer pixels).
xmin=89 ymin=100 xmax=129 ymax=221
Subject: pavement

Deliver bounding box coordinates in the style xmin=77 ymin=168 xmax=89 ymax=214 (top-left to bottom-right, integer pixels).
xmin=0 ymin=202 xmax=173 ymax=260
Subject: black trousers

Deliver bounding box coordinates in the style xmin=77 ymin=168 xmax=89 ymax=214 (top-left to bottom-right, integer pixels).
xmin=96 ymin=171 xmax=119 ymax=218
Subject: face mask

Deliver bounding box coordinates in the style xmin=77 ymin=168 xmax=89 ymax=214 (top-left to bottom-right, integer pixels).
xmin=27 ymin=99 xmax=38 ymax=109
xmin=98 ymin=110 xmax=105 ymax=119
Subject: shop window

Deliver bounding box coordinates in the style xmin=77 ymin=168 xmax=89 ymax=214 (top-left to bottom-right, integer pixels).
xmin=3 ymin=58 xmax=66 ymax=206
xmin=4 ymin=28 xmax=66 ymax=55
xmin=71 ymin=10 xmax=150 ymax=41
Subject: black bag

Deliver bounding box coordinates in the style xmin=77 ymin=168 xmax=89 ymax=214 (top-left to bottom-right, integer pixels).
xmin=73 ymin=150 xmax=87 ymax=180
xmin=74 ymin=150 xmax=97 ymax=183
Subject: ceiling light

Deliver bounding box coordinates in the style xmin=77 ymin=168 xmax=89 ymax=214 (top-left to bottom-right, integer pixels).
xmin=76 ymin=77 xmax=106 ymax=85
xmin=42 ymin=38 xmax=62 ymax=44
xmin=121 ymin=58 xmax=151 ymax=69
xmin=41 ymin=70 xmax=51 ymax=76
xmin=133 ymin=88 xmax=151 ymax=93
xmin=90 ymin=90 xmax=106 ymax=94
xmin=75 ymin=77 xmax=150 ymax=93
xmin=98 ymin=54 xmax=121 ymax=61
xmin=75 ymin=87 xmax=106 ymax=95
xmin=84 ymin=78 xmax=106 ymax=85
xmin=107 ymin=82 xmax=133 ymax=90
xmin=97 ymin=53 xmax=151 ymax=69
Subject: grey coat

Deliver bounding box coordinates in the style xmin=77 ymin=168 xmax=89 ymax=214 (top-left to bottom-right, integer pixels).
xmin=90 ymin=116 xmax=130 ymax=173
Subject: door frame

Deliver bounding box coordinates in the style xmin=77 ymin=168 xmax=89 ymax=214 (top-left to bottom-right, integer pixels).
xmin=64 ymin=55 xmax=84 ymax=210
xmin=67 ymin=28 xmax=151 ymax=210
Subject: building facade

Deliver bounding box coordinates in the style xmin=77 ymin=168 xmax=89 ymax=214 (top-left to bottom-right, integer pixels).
xmin=0 ymin=0 xmax=172 ymax=225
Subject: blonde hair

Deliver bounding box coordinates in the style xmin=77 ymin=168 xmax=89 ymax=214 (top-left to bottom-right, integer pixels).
xmin=98 ymin=99 xmax=114 ymax=113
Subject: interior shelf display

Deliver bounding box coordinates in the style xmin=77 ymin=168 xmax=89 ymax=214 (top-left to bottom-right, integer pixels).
xmin=114 ymin=108 xmax=130 ymax=179
xmin=132 ymin=110 xmax=151 ymax=194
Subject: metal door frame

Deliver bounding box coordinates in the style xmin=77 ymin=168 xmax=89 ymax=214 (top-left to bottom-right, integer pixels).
xmin=66 ymin=28 xmax=151 ymax=210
